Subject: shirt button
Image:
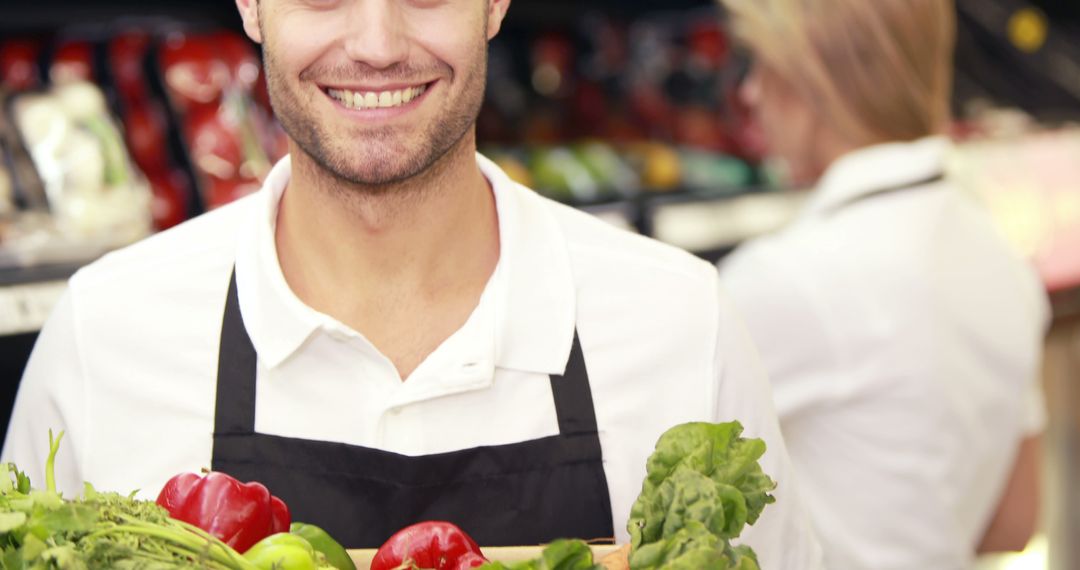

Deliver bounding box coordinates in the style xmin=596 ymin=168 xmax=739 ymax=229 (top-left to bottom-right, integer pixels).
xmin=388 ymin=407 xmax=402 ymax=417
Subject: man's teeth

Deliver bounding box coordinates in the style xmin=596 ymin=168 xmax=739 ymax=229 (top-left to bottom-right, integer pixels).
xmin=327 ymin=85 xmax=428 ymax=110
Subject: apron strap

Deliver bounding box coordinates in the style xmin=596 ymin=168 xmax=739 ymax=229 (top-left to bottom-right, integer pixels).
xmin=214 ymin=269 xmax=601 ymax=438
xmin=215 ymin=270 xmax=258 ymax=435
xmin=548 ymin=331 xmax=600 ymax=436
xmin=825 ymin=171 xmax=945 ymax=216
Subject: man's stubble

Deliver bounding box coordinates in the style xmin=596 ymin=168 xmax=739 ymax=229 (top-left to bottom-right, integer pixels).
xmin=257 ymin=14 xmax=490 ymax=201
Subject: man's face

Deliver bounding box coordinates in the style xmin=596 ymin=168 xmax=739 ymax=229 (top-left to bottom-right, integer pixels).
xmin=238 ymin=0 xmax=509 ymax=187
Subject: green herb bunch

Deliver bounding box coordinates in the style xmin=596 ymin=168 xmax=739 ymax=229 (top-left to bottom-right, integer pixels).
xmin=0 ymin=431 xmax=260 ymax=570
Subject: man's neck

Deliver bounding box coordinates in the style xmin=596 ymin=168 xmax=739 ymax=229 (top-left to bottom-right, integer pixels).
xmin=274 ymin=136 xmax=500 ymax=378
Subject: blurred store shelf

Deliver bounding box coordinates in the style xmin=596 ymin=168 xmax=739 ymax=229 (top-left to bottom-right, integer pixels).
xmin=0 ymin=279 xmax=67 ymax=336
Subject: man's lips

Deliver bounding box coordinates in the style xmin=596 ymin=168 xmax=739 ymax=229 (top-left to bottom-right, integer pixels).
xmin=321 ymin=80 xmax=436 ymax=111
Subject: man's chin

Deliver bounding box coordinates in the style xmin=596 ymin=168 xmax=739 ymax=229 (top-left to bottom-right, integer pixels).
xmin=325 ymin=158 xmax=431 ymax=187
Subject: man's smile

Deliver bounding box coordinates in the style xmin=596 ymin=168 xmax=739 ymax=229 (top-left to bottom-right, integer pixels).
xmin=322 ymin=81 xmax=436 ymax=112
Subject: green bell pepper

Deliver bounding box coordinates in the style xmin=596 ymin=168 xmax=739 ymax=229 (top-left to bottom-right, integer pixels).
xmin=244 ymin=532 xmax=331 ymax=570
xmin=290 ymin=522 xmax=357 ymax=570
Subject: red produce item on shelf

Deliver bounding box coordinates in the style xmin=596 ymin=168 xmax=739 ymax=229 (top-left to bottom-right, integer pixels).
xmin=629 ymin=84 xmax=674 ymax=136
xmin=1 ymin=40 xmax=42 ymax=91
xmin=110 ymin=31 xmax=153 ymax=104
xmin=687 ymin=21 xmax=730 ymax=68
xmin=146 ymin=168 xmax=190 ymax=230
xmin=157 ymin=471 xmax=291 ymax=554
xmin=530 ymin=33 xmax=575 ymax=99
xmin=160 ymin=32 xmax=231 ymax=110
xmin=50 ymin=40 xmax=94 ymax=85
xmin=205 ymin=176 xmax=261 ymax=210
xmin=570 ymin=80 xmax=609 ymax=139
xmin=251 ymin=65 xmax=274 ymax=115
xmin=186 ymin=105 xmax=245 ymax=181
xmin=212 ymin=31 xmax=261 ymax=90
xmin=124 ymin=101 xmax=171 ymax=174
xmin=603 ymin=109 xmax=647 ymax=143
xmin=674 ymin=106 xmax=728 ymax=153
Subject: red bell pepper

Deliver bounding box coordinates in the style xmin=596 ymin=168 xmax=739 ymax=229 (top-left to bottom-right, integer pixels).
xmin=156 ymin=471 xmax=291 ymax=553
xmin=370 ymin=521 xmax=488 ymax=570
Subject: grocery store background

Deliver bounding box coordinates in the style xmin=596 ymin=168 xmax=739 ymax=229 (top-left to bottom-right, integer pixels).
xmin=0 ymin=0 xmax=1077 ymax=568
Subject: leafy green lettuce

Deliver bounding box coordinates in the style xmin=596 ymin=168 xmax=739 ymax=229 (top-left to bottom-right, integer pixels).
xmin=627 ymin=422 xmax=775 ymax=570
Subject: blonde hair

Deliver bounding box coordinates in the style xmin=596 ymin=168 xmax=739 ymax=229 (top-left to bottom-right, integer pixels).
xmin=723 ymin=0 xmax=956 ymax=146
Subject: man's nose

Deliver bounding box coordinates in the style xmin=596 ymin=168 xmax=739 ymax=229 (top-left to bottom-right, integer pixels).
xmin=343 ymin=0 xmax=409 ymax=70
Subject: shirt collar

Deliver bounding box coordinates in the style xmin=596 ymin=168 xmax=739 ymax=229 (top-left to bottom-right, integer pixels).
xmin=799 ymin=136 xmax=951 ymax=220
xmin=235 ymin=156 xmax=322 ymax=369
xmin=478 ymin=153 xmax=577 ymax=375
xmin=234 ymin=153 xmax=577 ymax=375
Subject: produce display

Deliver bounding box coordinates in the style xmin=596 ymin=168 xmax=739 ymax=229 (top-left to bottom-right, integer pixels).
xmin=0 ymin=421 xmax=771 ymax=570
xmin=477 ymin=9 xmax=767 ymax=205
xmin=157 ymin=31 xmax=285 ymax=210
xmin=0 ymin=27 xmax=286 ymax=266
xmin=0 ymin=432 xmax=352 ymax=569
xmin=362 ymin=422 xmax=773 ymax=570
xmin=485 ymin=143 xmax=754 ymax=205
xmin=109 ymin=30 xmax=191 ymax=230
xmin=10 ymin=81 xmax=152 ymax=239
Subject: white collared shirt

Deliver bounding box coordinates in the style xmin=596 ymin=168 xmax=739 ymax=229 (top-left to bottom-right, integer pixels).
xmin=719 ymin=137 xmax=1049 ymax=570
xmin=4 ymin=154 xmax=822 ymax=569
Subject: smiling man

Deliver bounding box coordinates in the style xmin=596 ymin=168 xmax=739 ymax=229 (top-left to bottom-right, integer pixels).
xmin=2 ymin=1 xmax=822 ymax=566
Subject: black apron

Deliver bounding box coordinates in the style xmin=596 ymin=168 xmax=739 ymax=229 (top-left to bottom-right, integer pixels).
xmin=210 ymin=271 xmax=615 ymax=548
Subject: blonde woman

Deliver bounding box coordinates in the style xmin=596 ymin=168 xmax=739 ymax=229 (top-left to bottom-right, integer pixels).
xmin=717 ymin=1 xmax=1048 ymax=568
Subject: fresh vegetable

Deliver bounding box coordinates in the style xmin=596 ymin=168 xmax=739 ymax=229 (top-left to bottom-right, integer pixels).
xmin=0 ymin=430 xmax=276 ymax=569
xmin=244 ymin=532 xmax=331 ymax=570
xmin=291 ymin=522 xmax=357 ymax=570
xmin=626 ymin=422 xmax=775 ymax=570
xmin=156 ymin=469 xmax=291 ymax=553
xmin=476 ymin=539 xmax=603 ymax=570
xmin=370 ymin=521 xmax=488 ymax=570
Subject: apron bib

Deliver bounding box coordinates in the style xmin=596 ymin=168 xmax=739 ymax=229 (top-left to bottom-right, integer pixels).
xmin=210 ymin=271 xmax=615 ymax=547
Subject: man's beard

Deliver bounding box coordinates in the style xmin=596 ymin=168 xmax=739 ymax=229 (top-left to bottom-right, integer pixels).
xmin=261 ymin=42 xmax=488 ymax=190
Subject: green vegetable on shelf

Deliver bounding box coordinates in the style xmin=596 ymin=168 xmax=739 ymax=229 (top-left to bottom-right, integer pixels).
xmin=528 ymin=147 xmax=601 ymax=203
xmin=82 ymin=115 xmax=130 ymax=188
xmin=676 ymin=150 xmax=754 ymax=193
xmin=572 ymin=141 xmax=640 ymax=197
